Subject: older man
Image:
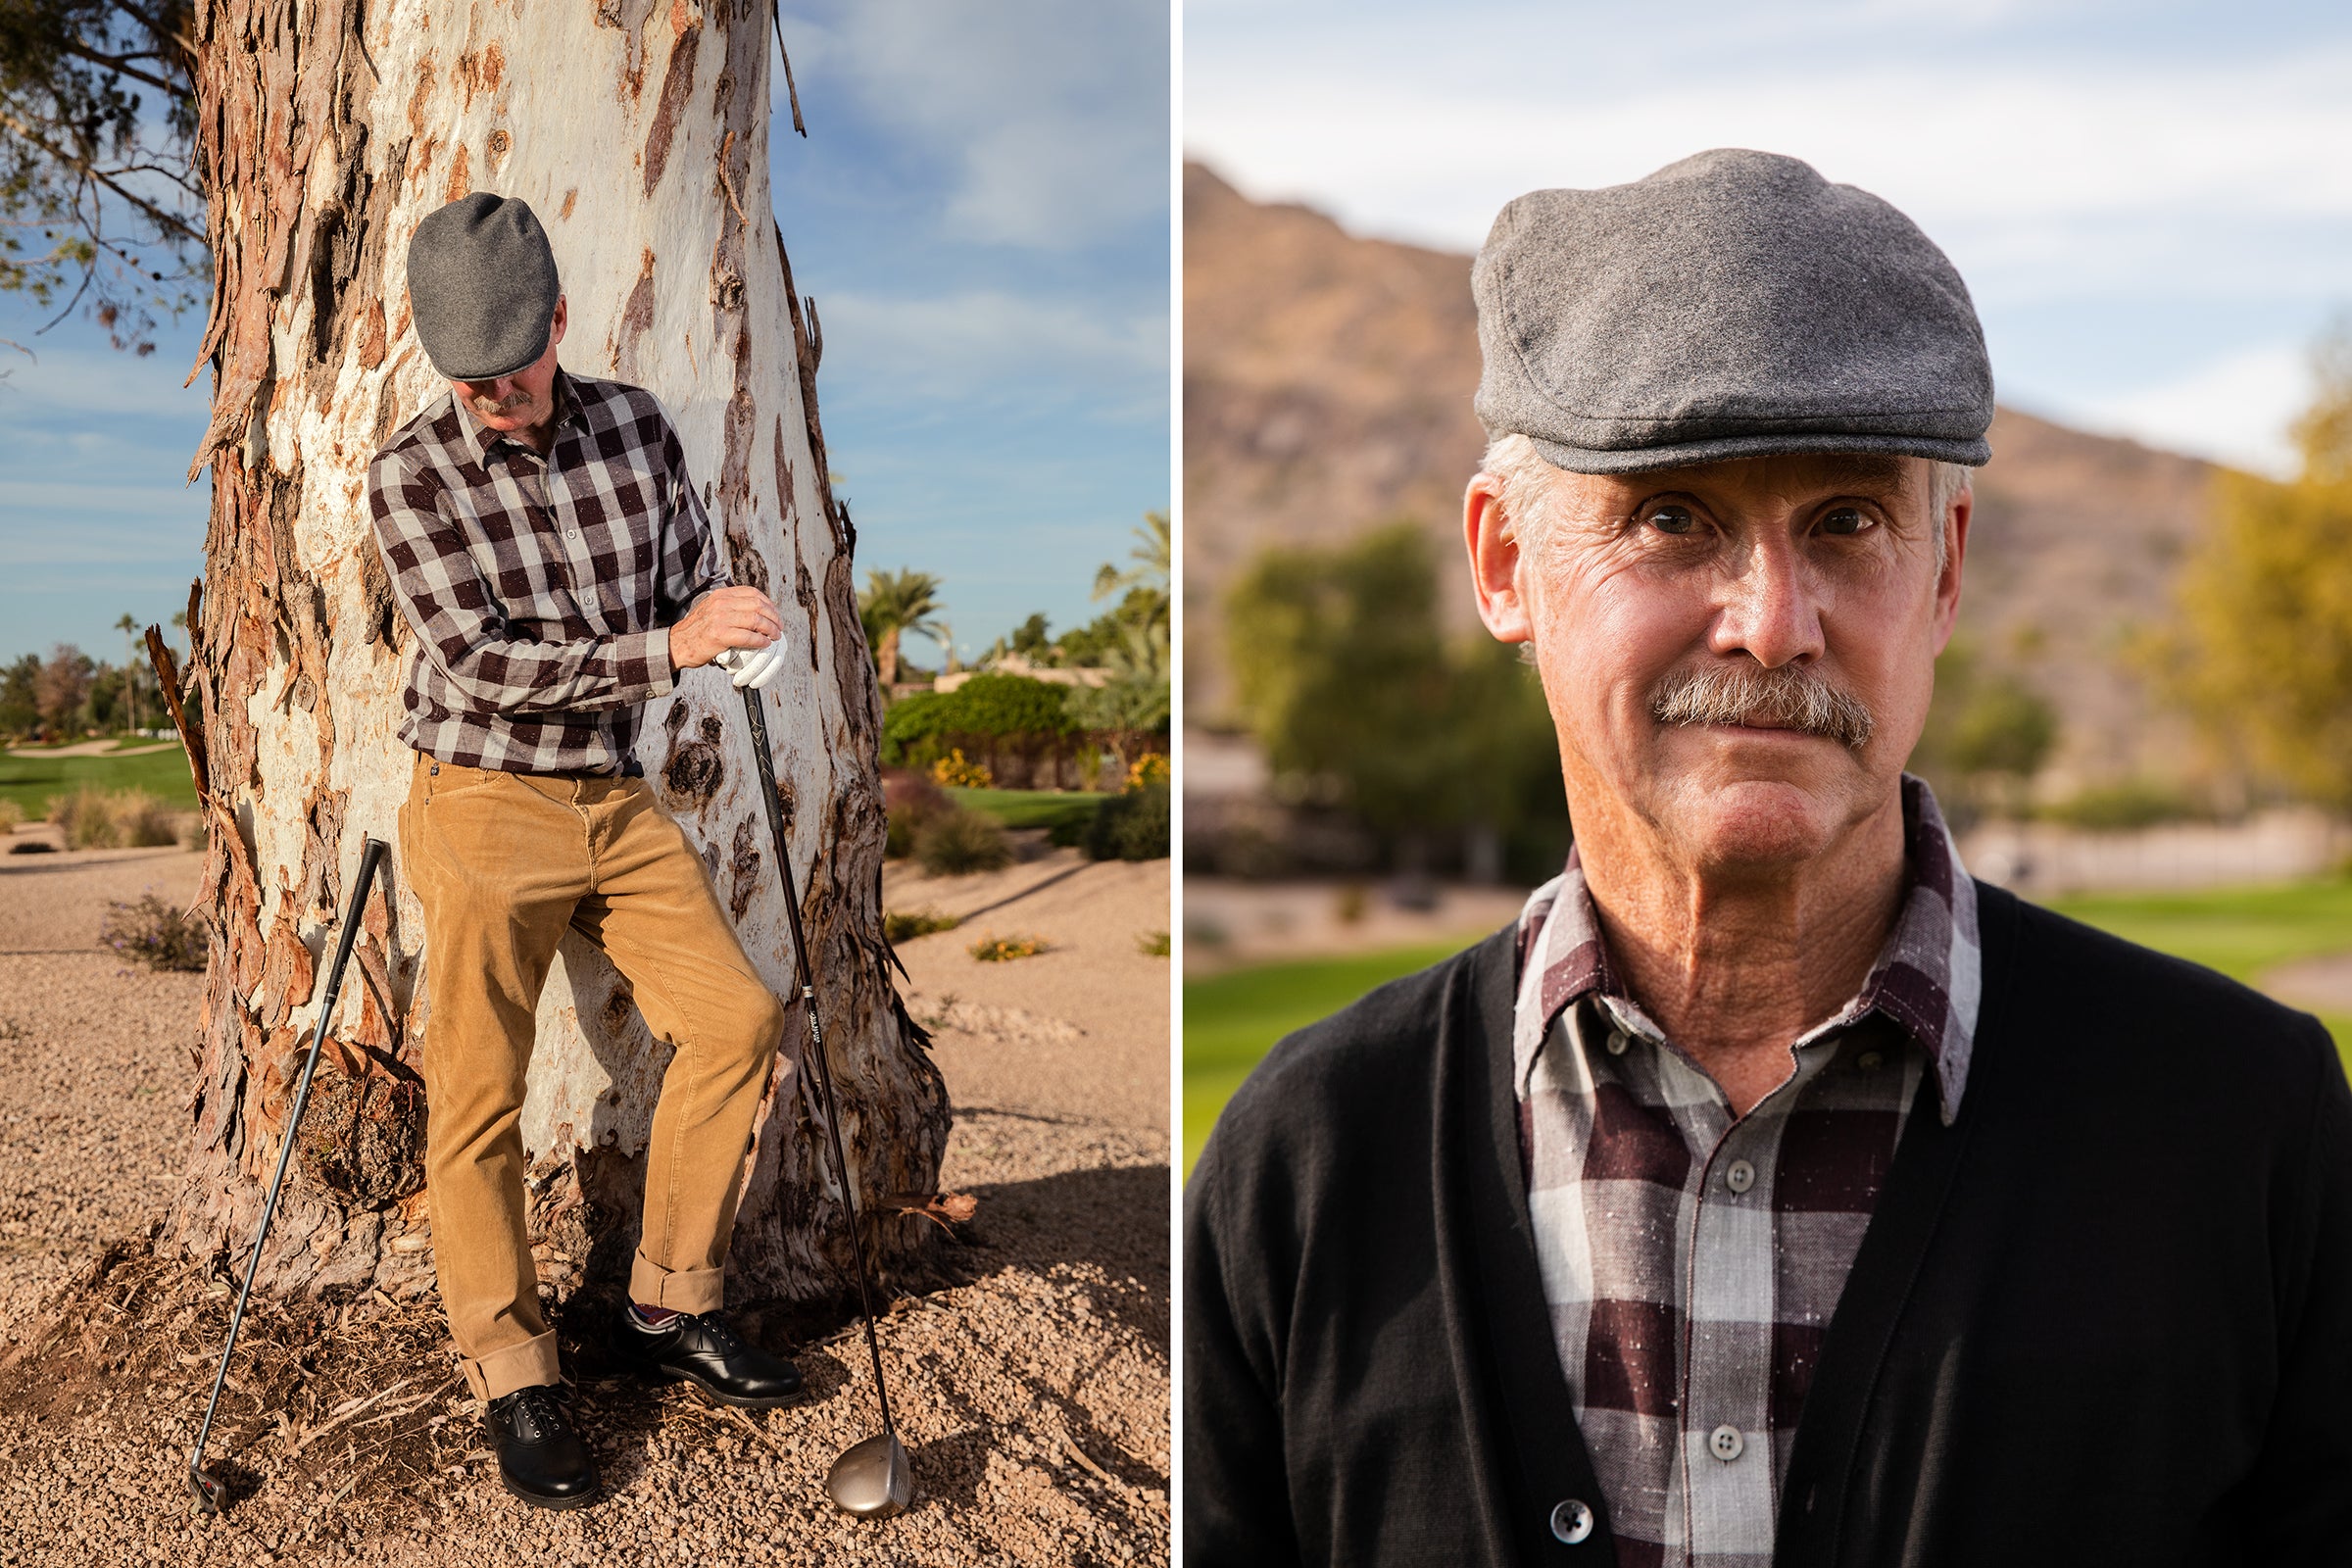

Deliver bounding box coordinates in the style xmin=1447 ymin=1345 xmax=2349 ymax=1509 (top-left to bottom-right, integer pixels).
xmin=370 ymin=192 xmax=803 ymax=1509
xmin=1183 ymin=151 xmax=2352 ymax=1567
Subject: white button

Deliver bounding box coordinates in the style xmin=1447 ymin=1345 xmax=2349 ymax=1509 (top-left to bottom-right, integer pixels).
xmin=1605 ymin=1030 xmax=1629 ymax=1056
xmin=1549 ymin=1498 xmax=1594 ymax=1544
xmin=1856 ymin=1049 xmax=1884 ymax=1071
xmin=1725 ymin=1159 xmax=1755 ymax=1194
xmin=1709 ymin=1425 xmax=1744 ymax=1462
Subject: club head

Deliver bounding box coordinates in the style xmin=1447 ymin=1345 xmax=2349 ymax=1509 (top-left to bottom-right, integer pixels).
xmin=826 ymin=1430 xmax=911 ymax=1519
xmin=190 ymin=1464 xmax=226 ymax=1515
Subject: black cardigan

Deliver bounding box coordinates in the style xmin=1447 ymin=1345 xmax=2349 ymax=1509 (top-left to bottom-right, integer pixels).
xmin=1184 ymin=883 xmax=2352 ymax=1566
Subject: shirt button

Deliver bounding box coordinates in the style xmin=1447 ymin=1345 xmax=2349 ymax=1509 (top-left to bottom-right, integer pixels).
xmin=1605 ymin=1030 xmax=1629 ymax=1056
xmin=1549 ymin=1498 xmax=1594 ymax=1544
xmin=1709 ymin=1425 xmax=1744 ymax=1462
xmin=1724 ymin=1159 xmax=1755 ymax=1195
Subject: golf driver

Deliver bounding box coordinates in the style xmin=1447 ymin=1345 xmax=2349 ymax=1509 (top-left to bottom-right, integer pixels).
xmin=740 ymin=684 xmax=912 ymax=1520
xmin=189 ymin=837 xmax=388 ymax=1515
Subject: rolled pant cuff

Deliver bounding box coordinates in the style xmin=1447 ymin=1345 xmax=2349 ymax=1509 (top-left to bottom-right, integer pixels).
xmin=460 ymin=1329 xmax=561 ymax=1402
xmin=630 ymin=1249 xmax=725 ymax=1313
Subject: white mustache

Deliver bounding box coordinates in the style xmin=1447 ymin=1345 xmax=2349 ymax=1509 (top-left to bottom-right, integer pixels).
xmin=1649 ymin=662 xmax=1876 ymax=750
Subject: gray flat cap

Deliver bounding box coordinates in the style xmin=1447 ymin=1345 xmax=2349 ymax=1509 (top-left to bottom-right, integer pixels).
xmin=406 ymin=192 xmax=561 ymax=381
xmin=1473 ymin=149 xmax=1993 ymax=473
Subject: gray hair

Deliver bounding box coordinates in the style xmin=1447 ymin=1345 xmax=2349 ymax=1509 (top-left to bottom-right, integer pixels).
xmin=1484 ymin=433 xmax=1969 ymax=576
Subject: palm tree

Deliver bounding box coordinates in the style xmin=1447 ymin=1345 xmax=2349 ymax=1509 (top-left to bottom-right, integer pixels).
xmin=114 ymin=613 xmax=142 ymax=735
xmin=1091 ymin=510 xmax=1171 ymax=624
xmin=858 ymin=568 xmax=947 ymax=688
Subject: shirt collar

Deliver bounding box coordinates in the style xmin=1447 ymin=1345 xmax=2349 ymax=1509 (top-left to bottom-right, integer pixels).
xmin=1510 ymin=772 xmax=1982 ymax=1124
xmin=450 ymin=364 xmax=583 ymax=465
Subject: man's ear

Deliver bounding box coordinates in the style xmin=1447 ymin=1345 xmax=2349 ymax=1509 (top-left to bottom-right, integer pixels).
xmin=550 ymin=294 xmax=567 ymax=348
xmin=1931 ymin=479 xmax=1971 ymax=656
xmin=1465 ymin=472 xmax=1534 ymax=646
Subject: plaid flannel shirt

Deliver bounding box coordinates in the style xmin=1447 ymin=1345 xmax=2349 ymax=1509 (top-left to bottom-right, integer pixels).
xmin=1512 ymin=774 xmax=1980 ymax=1568
xmin=366 ymin=367 xmax=726 ymax=775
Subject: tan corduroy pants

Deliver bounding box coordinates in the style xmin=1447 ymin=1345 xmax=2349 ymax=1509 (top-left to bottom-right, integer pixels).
xmin=398 ymin=753 xmax=786 ymax=1401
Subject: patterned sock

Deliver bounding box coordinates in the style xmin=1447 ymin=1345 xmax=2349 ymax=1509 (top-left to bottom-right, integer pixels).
xmin=628 ymin=1301 xmax=680 ymax=1330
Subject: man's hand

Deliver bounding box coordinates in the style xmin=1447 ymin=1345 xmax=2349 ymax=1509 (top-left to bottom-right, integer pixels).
xmin=668 ymin=585 xmax=782 ymax=671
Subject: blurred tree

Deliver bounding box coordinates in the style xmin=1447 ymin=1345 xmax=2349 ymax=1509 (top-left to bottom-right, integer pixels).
xmin=0 ymin=653 xmax=38 ymax=737
xmin=858 ymin=567 xmax=946 ymax=688
xmin=2157 ymin=323 xmax=2352 ymax=808
xmin=0 ymin=1 xmax=204 ymax=356
xmin=1093 ymin=509 xmax=1170 ymax=621
xmin=1911 ymin=635 xmax=2059 ymax=825
xmin=1226 ymin=522 xmax=1565 ymax=878
xmin=32 ymin=642 xmax=92 ymax=734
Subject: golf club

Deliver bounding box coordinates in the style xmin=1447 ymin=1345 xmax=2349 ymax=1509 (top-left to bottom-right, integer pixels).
xmin=740 ymin=685 xmax=912 ymax=1520
xmin=189 ymin=837 xmax=388 ymax=1515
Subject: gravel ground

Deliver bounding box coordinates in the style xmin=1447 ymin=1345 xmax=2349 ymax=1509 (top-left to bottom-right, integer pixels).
xmin=0 ymin=840 xmax=1170 ymax=1566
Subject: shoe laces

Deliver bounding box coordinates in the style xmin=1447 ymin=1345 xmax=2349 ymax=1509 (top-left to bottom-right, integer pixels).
xmin=499 ymin=1384 xmax=570 ymax=1443
xmin=683 ymin=1311 xmax=746 ymax=1356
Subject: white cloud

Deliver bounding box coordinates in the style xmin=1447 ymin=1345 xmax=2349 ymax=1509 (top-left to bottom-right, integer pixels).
xmin=817 ymin=286 xmax=1163 ymax=405
xmin=2058 ymin=344 xmax=2314 ymax=478
xmin=798 ymin=0 xmax=1168 ymax=250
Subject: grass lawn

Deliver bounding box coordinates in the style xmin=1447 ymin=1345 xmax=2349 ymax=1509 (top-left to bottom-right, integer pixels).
xmin=947 ymin=786 xmax=1104 ymax=833
xmin=1183 ymin=879 xmax=2352 ymax=1177
xmin=0 ymin=740 xmax=196 ymax=818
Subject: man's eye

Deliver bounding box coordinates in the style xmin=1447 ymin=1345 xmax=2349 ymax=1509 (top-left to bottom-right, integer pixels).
xmin=1820 ymin=506 xmax=1872 ymax=536
xmin=1646 ymin=504 xmax=1697 ymax=535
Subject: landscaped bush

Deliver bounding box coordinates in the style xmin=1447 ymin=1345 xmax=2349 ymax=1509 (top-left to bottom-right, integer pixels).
xmin=100 ymin=893 xmax=209 ymax=971
xmin=881 ymin=673 xmax=1080 ymax=784
xmin=1084 ymin=779 xmax=1169 ymax=862
xmin=882 ymin=908 xmax=961 ymax=943
xmin=930 ymin=748 xmax=993 ymax=788
xmin=0 ymin=800 xmax=22 ymax=834
xmin=883 ymin=769 xmax=953 ymax=858
xmin=49 ymin=786 xmax=178 ymax=849
xmin=914 ymin=807 xmax=1012 ymax=875
xmin=969 ymin=933 xmax=1049 ymax=962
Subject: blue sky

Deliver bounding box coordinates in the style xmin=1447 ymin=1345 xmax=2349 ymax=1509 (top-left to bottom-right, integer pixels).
xmin=0 ymin=0 xmax=1170 ymax=670
xmin=1186 ymin=0 xmax=2351 ymax=477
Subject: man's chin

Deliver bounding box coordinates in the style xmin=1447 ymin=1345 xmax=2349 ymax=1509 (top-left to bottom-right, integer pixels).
xmin=1642 ymin=739 xmax=1876 ymax=867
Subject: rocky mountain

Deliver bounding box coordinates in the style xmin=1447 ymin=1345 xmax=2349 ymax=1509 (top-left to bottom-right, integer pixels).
xmin=1183 ymin=160 xmax=2226 ymax=794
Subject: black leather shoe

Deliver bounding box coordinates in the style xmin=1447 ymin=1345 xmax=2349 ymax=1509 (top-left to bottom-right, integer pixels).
xmin=625 ymin=1307 xmax=806 ymax=1407
xmin=484 ymin=1384 xmax=599 ymax=1509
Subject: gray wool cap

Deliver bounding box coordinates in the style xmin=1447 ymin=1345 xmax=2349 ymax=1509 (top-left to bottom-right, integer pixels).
xmin=1472 ymin=149 xmax=1993 ymax=474
xmin=405 ymin=192 xmax=562 ymax=381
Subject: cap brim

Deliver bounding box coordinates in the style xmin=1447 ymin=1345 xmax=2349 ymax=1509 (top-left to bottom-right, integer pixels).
xmin=1525 ymin=429 xmax=1990 ymax=476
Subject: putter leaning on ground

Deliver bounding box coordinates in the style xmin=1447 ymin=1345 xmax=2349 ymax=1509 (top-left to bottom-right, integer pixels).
xmin=366 ymin=191 xmax=801 ymax=1511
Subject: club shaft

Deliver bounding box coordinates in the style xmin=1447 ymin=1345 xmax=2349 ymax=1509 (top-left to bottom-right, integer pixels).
xmin=740 ymin=689 xmax=896 ymax=1438
xmin=189 ymin=837 xmax=388 ymax=1482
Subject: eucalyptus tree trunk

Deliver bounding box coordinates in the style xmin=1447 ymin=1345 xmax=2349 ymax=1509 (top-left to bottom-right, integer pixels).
xmin=159 ymin=0 xmax=949 ymax=1309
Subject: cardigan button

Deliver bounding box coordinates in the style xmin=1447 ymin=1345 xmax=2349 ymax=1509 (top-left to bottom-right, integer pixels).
xmin=1548 ymin=1498 xmax=1594 ymax=1544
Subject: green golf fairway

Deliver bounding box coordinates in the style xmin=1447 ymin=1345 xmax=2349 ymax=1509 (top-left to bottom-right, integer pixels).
xmin=947 ymin=786 xmax=1106 ymax=832
xmin=0 ymin=740 xmax=196 ymax=819
xmin=1183 ymin=881 xmax=2352 ymax=1177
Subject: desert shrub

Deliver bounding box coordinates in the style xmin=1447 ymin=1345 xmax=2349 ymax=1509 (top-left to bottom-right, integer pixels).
xmin=100 ymin=894 xmax=209 ymax=971
xmin=930 ymin=748 xmax=994 ymax=788
xmin=883 ymin=909 xmax=961 ymax=943
xmin=48 ymin=786 xmax=178 ymax=850
xmin=1084 ymin=779 xmax=1169 ymax=862
xmin=0 ymin=800 xmax=22 ymax=834
xmin=883 ymin=769 xmax=953 ymax=858
xmin=2036 ymin=780 xmax=2209 ymax=831
xmin=914 ymin=807 xmax=1011 ymax=875
xmin=969 ymin=933 xmax=1049 ymax=962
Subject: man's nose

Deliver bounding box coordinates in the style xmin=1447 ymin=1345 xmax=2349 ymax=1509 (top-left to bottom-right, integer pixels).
xmin=1710 ymin=534 xmax=1826 ymax=669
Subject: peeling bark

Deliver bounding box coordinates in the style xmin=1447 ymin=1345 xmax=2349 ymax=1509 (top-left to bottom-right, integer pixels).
xmin=164 ymin=0 xmax=946 ymax=1313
